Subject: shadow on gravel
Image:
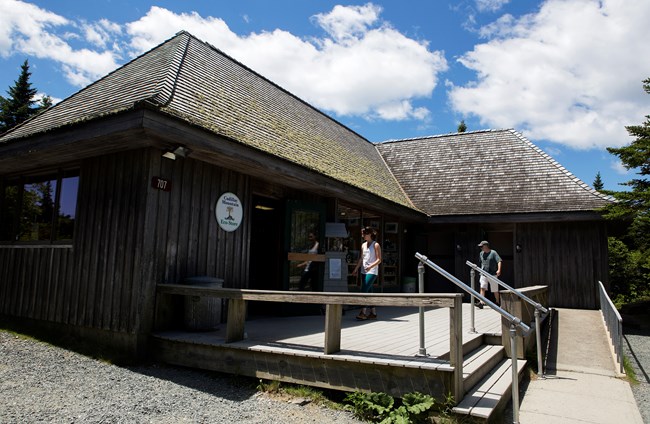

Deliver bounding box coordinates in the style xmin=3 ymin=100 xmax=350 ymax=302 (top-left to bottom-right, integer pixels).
xmin=126 ymin=364 xmax=260 ymax=402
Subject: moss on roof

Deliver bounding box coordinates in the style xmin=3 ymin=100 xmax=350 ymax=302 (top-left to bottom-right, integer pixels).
xmin=0 ymin=32 xmax=413 ymax=209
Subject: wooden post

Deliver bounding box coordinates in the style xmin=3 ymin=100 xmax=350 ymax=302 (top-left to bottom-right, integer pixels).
xmin=226 ymin=298 xmax=246 ymax=343
xmin=324 ymin=304 xmax=342 ymax=354
xmin=449 ymin=295 xmax=463 ymax=404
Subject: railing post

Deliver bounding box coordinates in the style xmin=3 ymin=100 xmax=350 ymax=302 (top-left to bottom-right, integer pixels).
xmin=470 ymin=268 xmax=476 ymax=333
xmin=450 ymin=295 xmax=463 ymax=404
xmin=534 ymin=308 xmax=544 ymax=378
xmin=418 ymin=261 xmax=427 ymax=356
xmin=510 ymin=323 xmax=520 ymax=424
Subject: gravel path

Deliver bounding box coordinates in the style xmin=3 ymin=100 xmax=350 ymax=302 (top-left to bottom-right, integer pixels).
xmin=0 ymin=331 xmax=362 ymax=424
xmin=624 ymin=326 xmax=650 ymax=424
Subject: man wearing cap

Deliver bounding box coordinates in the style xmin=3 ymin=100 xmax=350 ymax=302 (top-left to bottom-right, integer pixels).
xmin=476 ymin=241 xmax=502 ymax=308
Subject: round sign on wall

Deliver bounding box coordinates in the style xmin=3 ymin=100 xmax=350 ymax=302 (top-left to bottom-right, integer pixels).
xmin=215 ymin=192 xmax=243 ymax=232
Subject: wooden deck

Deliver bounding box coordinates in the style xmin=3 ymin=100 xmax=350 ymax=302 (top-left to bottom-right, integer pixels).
xmin=152 ymin=305 xmax=501 ymax=398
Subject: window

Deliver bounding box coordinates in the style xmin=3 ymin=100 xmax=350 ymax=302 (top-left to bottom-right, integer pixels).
xmin=1 ymin=170 xmax=79 ymax=243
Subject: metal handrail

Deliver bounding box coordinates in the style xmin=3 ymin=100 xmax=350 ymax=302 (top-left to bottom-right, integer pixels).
xmin=416 ymin=253 xmax=529 ymax=333
xmin=466 ymin=261 xmax=548 ymax=314
xmin=466 ymin=261 xmax=548 ymax=380
xmin=597 ymin=281 xmax=624 ymax=374
xmin=416 ymin=253 xmax=527 ymax=424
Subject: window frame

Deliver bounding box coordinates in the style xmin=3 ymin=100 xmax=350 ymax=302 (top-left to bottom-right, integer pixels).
xmin=0 ymin=167 xmax=80 ymax=246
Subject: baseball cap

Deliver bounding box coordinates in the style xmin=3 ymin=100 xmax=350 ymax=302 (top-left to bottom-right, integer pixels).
xmin=478 ymin=241 xmax=490 ymax=247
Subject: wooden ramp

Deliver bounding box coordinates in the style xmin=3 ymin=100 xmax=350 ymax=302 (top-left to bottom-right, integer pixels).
xmin=152 ymin=305 xmax=502 ymax=398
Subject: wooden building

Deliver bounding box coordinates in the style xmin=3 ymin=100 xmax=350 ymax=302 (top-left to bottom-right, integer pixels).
xmin=0 ymin=31 xmax=611 ymax=356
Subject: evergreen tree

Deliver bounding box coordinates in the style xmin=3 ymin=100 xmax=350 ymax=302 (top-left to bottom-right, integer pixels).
xmin=0 ymin=60 xmax=41 ymax=133
xmin=604 ymin=78 xmax=650 ymax=304
xmin=593 ymin=172 xmax=604 ymax=191
xmin=605 ymin=78 xmax=650 ymax=251
xmin=457 ymin=120 xmax=467 ymax=133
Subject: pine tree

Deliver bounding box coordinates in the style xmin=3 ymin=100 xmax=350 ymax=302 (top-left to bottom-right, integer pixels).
xmin=457 ymin=120 xmax=467 ymax=133
xmin=0 ymin=60 xmax=40 ymax=133
xmin=605 ymin=78 xmax=650 ymax=250
xmin=593 ymin=172 xmax=604 ymax=191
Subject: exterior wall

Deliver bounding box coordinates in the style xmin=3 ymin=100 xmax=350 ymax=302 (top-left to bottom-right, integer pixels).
xmin=515 ymin=221 xmax=608 ymax=309
xmin=421 ymin=221 xmax=608 ymax=309
xmin=0 ymin=148 xmax=251 ymax=350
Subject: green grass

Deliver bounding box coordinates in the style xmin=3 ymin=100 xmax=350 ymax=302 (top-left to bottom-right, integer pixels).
xmin=256 ymin=379 xmax=345 ymax=410
xmin=623 ymin=356 xmax=639 ymax=385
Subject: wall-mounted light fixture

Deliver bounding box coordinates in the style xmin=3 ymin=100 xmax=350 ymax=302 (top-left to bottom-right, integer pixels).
xmin=456 ymin=244 xmax=462 ymax=252
xmin=516 ymin=243 xmax=523 ymax=253
xmin=162 ymin=145 xmax=192 ymax=160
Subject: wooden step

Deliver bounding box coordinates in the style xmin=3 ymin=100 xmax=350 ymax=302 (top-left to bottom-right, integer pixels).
xmin=453 ymin=357 xmax=527 ymax=421
xmin=462 ymin=345 xmax=505 ymax=391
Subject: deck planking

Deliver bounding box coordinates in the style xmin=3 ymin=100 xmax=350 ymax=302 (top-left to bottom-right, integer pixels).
xmin=154 ymin=304 xmax=500 ymax=363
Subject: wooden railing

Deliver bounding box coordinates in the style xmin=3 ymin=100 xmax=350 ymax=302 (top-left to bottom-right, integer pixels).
xmin=156 ymin=284 xmax=465 ymax=402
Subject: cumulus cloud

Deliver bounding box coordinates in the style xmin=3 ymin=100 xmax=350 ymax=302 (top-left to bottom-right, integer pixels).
xmin=450 ymin=0 xmax=650 ymax=149
xmin=125 ymin=4 xmax=447 ymax=121
xmin=0 ymin=2 xmax=446 ymax=121
xmin=0 ymin=0 xmax=121 ymax=86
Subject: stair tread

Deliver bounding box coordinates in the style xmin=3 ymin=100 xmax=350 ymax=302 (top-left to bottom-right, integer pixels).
xmin=453 ymin=358 xmax=527 ymax=419
xmin=462 ymin=345 xmax=504 ymax=378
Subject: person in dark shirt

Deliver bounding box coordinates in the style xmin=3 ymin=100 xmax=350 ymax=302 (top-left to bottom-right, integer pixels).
xmin=476 ymin=240 xmax=502 ymax=308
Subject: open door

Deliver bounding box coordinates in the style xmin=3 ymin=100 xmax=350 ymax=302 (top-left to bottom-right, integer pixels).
xmin=283 ymin=200 xmax=325 ymax=314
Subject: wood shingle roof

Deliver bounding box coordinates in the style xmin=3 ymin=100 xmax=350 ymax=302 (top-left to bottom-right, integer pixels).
xmin=0 ymin=31 xmax=414 ymax=209
xmin=376 ymin=129 xmax=612 ymax=216
xmin=0 ymin=31 xmax=612 ymax=218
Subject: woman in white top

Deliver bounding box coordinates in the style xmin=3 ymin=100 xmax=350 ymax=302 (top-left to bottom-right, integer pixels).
xmin=353 ymin=227 xmax=382 ymax=320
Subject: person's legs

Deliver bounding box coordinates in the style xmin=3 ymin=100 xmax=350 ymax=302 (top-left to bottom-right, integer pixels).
xmin=478 ymin=275 xmax=488 ymax=308
xmin=490 ymin=277 xmax=500 ymax=305
xmin=298 ymin=270 xmax=309 ymax=291
xmin=365 ymin=274 xmax=378 ymax=318
xmin=357 ymin=274 xmax=377 ymax=319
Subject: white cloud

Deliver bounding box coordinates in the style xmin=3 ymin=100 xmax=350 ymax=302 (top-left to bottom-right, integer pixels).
xmin=125 ymin=4 xmax=447 ymax=121
xmin=450 ymin=0 xmax=650 ymax=149
xmin=82 ymin=18 xmax=121 ymax=49
xmin=312 ymin=3 xmax=382 ymax=43
xmin=611 ymin=159 xmax=629 ymax=175
xmin=0 ymin=2 xmax=446 ymax=121
xmin=475 ymin=0 xmax=510 ymax=13
xmin=0 ymin=0 xmax=120 ymax=86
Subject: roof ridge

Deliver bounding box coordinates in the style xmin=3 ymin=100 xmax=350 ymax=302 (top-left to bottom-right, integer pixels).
xmin=378 ymin=128 xmax=509 ymax=144
xmin=178 ymin=31 xmax=375 ymax=145
xmin=151 ymin=32 xmax=192 ymax=106
xmin=374 ymin=143 xmax=421 ymax=211
xmin=508 ymin=129 xmax=615 ymax=202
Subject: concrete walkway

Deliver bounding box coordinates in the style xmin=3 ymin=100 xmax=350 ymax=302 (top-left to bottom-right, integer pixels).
xmin=516 ymin=308 xmax=644 ymax=423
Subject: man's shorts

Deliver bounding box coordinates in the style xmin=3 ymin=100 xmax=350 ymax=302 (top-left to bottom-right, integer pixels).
xmin=479 ymin=275 xmax=499 ymax=292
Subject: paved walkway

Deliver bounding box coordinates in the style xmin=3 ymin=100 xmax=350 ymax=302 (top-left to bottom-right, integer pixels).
xmin=516 ymin=308 xmax=644 ymax=423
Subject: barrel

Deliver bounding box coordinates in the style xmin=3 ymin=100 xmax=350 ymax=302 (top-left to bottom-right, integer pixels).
xmin=183 ymin=276 xmax=224 ymax=331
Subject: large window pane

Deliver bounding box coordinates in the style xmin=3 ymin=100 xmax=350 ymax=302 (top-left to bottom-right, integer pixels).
xmin=20 ymin=178 xmax=57 ymax=241
xmin=55 ymin=175 xmax=79 ymax=240
xmin=0 ymin=170 xmax=79 ymax=243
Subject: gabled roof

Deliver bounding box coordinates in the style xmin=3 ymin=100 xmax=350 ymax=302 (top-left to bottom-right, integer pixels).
xmin=377 ymin=129 xmax=612 ymax=216
xmin=0 ymin=32 xmax=414 ymax=210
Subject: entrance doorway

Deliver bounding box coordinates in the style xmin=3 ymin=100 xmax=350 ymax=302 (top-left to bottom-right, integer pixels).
xmin=249 ymin=195 xmax=282 ymax=314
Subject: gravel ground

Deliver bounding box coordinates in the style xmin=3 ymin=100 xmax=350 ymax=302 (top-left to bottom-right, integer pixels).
xmin=623 ymin=321 xmax=650 ymax=424
xmin=0 ymin=331 xmax=362 ymax=424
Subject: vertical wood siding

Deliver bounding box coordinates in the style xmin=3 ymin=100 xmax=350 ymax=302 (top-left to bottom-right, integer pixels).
xmin=514 ymin=222 xmax=608 ymax=309
xmin=0 ymin=148 xmax=251 ymax=335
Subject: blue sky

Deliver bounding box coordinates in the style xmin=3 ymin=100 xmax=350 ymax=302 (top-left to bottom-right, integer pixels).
xmin=1 ymin=0 xmax=649 ymax=191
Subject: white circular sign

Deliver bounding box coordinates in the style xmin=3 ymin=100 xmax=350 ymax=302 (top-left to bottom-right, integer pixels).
xmin=215 ymin=192 xmax=243 ymax=232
